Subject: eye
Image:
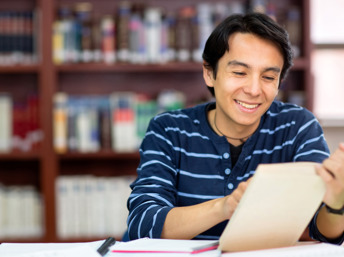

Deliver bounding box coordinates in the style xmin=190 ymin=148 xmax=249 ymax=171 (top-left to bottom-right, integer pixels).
xmin=233 ymin=72 xmax=246 ymax=76
xmin=263 ymin=76 xmax=276 ymax=81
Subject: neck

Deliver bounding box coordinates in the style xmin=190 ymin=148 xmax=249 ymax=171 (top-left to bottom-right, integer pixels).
xmin=212 ymin=110 xmax=256 ymax=145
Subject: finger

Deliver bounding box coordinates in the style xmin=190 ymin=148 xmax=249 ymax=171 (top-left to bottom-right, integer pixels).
xmin=339 ymin=142 xmax=344 ymax=151
xmin=322 ymin=158 xmax=344 ymax=181
xmin=231 ymin=189 xmax=243 ymax=203
xmin=329 ymin=145 xmax=344 ymax=161
xmin=316 ymin=165 xmax=334 ymax=183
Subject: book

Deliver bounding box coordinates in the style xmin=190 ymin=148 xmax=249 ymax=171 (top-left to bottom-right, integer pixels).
xmin=0 ymin=94 xmax=12 ymax=152
xmin=116 ymin=1 xmax=131 ymax=62
xmin=219 ymin=162 xmax=326 ymax=252
xmin=144 ymin=7 xmax=162 ymax=63
xmin=53 ymin=93 xmax=69 ymax=153
xmin=101 ymin=15 xmax=116 ymax=64
xmin=110 ymin=92 xmax=137 ymax=152
xmin=221 ymin=242 xmax=344 ymax=257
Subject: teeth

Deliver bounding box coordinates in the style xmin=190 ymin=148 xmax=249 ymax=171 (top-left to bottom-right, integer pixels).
xmin=236 ymin=100 xmax=258 ymax=109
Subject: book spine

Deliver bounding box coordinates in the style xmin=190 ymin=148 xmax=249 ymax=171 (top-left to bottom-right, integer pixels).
xmin=74 ymin=3 xmax=94 ymax=63
xmin=144 ymin=7 xmax=162 ymax=63
xmin=99 ymin=97 xmax=112 ymax=150
xmin=175 ymin=7 xmax=194 ymax=62
xmin=53 ymin=20 xmax=65 ymax=64
xmin=101 ymin=15 xmax=116 ymax=64
xmin=27 ymin=94 xmax=42 ymax=150
xmin=75 ymin=97 xmax=100 ymax=153
xmin=0 ymin=94 xmax=12 ymax=152
xmin=116 ymin=1 xmax=131 ymax=62
xmin=67 ymin=97 xmax=78 ymax=152
xmin=53 ymin=93 xmax=69 ymax=153
xmin=129 ymin=6 xmax=145 ymax=63
xmin=110 ymin=92 xmax=137 ymax=153
xmin=0 ymin=185 xmax=5 ymax=239
xmin=192 ymin=3 xmax=213 ymax=62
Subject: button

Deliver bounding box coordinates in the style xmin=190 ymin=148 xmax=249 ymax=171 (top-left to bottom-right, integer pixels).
xmin=223 ymin=152 xmax=230 ymax=159
xmin=228 ymin=183 xmax=234 ymax=190
xmin=225 ymin=168 xmax=231 ymax=175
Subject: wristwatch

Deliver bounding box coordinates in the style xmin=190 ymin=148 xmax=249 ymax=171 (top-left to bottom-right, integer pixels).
xmin=325 ymin=204 xmax=344 ymax=215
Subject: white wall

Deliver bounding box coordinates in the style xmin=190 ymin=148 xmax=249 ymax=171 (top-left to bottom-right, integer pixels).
xmin=311 ymin=0 xmax=344 ymax=152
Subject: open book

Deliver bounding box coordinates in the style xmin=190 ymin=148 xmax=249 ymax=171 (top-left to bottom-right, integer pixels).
xmin=219 ymin=162 xmax=326 ymax=252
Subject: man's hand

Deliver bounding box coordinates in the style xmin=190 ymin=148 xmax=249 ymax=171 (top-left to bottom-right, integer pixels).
xmin=222 ymin=179 xmax=251 ymax=219
xmin=161 ymin=178 xmax=252 ymax=239
xmin=316 ymin=143 xmax=344 ymax=210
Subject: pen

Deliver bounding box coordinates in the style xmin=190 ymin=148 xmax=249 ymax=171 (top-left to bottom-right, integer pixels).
xmin=97 ymin=237 xmax=116 ymax=256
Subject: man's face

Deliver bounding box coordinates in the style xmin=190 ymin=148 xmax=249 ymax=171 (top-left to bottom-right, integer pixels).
xmin=204 ymin=32 xmax=284 ymax=132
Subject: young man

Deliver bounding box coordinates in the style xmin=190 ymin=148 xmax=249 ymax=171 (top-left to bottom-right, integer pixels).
xmin=126 ymin=13 xmax=344 ymax=244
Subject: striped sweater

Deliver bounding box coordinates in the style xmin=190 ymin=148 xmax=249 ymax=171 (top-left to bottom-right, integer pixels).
xmin=127 ymin=101 xmax=342 ymax=243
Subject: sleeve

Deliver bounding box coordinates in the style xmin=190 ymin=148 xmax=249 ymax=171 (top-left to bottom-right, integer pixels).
xmin=126 ymin=115 xmax=178 ymax=240
xmin=308 ymin=205 xmax=344 ymax=245
xmin=292 ymin=109 xmax=330 ymax=163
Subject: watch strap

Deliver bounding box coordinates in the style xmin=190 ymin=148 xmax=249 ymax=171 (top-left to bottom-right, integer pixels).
xmin=325 ymin=204 xmax=344 ymax=215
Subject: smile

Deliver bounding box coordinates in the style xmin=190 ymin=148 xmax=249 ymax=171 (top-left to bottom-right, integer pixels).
xmin=235 ymin=100 xmax=259 ymax=109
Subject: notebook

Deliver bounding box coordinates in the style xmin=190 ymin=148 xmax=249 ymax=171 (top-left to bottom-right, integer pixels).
xmin=110 ymin=238 xmax=219 ymax=254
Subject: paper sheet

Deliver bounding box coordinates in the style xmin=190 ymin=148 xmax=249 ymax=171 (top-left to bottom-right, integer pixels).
xmin=0 ymin=240 xmax=103 ymax=257
xmin=219 ymin=162 xmax=326 ymax=252
xmin=110 ymin=238 xmax=219 ymax=254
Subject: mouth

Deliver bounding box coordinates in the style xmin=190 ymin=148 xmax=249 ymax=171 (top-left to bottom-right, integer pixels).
xmin=235 ymin=100 xmax=260 ymax=109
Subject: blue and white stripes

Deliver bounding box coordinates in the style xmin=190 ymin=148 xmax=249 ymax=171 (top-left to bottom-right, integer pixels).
xmin=127 ymin=101 xmax=330 ymax=241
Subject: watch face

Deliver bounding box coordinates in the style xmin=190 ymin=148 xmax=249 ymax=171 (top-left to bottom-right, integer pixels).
xmin=326 ymin=205 xmax=344 ymax=215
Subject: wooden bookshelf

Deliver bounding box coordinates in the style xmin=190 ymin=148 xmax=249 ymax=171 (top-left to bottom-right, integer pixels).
xmin=0 ymin=0 xmax=313 ymax=242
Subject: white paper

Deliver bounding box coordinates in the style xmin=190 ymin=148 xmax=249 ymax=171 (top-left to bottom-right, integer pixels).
xmin=110 ymin=238 xmax=219 ymax=253
xmin=219 ymin=162 xmax=326 ymax=252
xmin=0 ymin=240 xmax=103 ymax=257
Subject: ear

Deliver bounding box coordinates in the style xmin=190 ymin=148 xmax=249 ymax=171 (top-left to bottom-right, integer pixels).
xmin=203 ymin=65 xmax=215 ymax=88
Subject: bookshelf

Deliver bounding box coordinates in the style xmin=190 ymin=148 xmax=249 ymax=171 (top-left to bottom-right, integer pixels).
xmin=0 ymin=0 xmax=313 ymax=242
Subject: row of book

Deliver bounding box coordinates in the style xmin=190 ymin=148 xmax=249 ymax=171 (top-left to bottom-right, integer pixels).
xmin=0 ymin=184 xmax=44 ymax=239
xmin=52 ymin=0 xmax=302 ymax=64
xmin=0 ymin=10 xmax=38 ymax=66
xmin=53 ymin=90 xmax=185 ymax=153
xmin=0 ymin=94 xmax=42 ymax=153
xmin=56 ymin=175 xmax=135 ymax=239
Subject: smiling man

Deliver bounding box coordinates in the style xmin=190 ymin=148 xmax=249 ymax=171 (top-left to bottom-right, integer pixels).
xmin=126 ymin=13 xmax=344 ymax=244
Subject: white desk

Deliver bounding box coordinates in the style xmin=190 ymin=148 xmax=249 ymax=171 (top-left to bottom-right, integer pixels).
xmin=0 ymin=239 xmax=343 ymax=257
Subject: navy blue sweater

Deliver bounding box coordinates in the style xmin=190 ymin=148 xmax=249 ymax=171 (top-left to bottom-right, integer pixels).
xmin=127 ymin=101 xmax=343 ymax=244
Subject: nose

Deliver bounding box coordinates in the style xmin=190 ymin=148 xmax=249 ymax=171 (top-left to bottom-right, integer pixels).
xmin=243 ymin=75 xmax=262 ymax=97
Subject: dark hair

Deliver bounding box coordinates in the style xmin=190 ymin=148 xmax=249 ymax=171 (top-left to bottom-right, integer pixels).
xmin=202 ymin=12 xmax=293 ymax=96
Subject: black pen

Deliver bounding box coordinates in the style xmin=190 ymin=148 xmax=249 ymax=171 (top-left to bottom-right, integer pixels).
xmin=97 ymin=237 xmax=116 ymax=256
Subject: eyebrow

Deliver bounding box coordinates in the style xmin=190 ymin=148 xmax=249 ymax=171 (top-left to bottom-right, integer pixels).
xmin=227 ymin=60 xmax=281 ymax=73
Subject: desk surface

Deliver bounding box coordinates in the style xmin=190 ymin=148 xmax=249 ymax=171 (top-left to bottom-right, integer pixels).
xmin=0 ymin=239 xmax=343 ymax=257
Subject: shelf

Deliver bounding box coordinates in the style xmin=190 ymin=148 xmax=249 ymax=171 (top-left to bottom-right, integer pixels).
xmin=0 ymin=52 xmax=309 ymax=75
xmin=55 ymin=62 xmax=203 ymax=73
xmin=0 ymin=151 xmax=41 ymax=160
xmin=55 ymin=59 xmax=308 ymax=73
xmin=58 ymin=151 xmax=140 ymax=160
xmin=0 ymin=65 xmax=40 ymax=74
